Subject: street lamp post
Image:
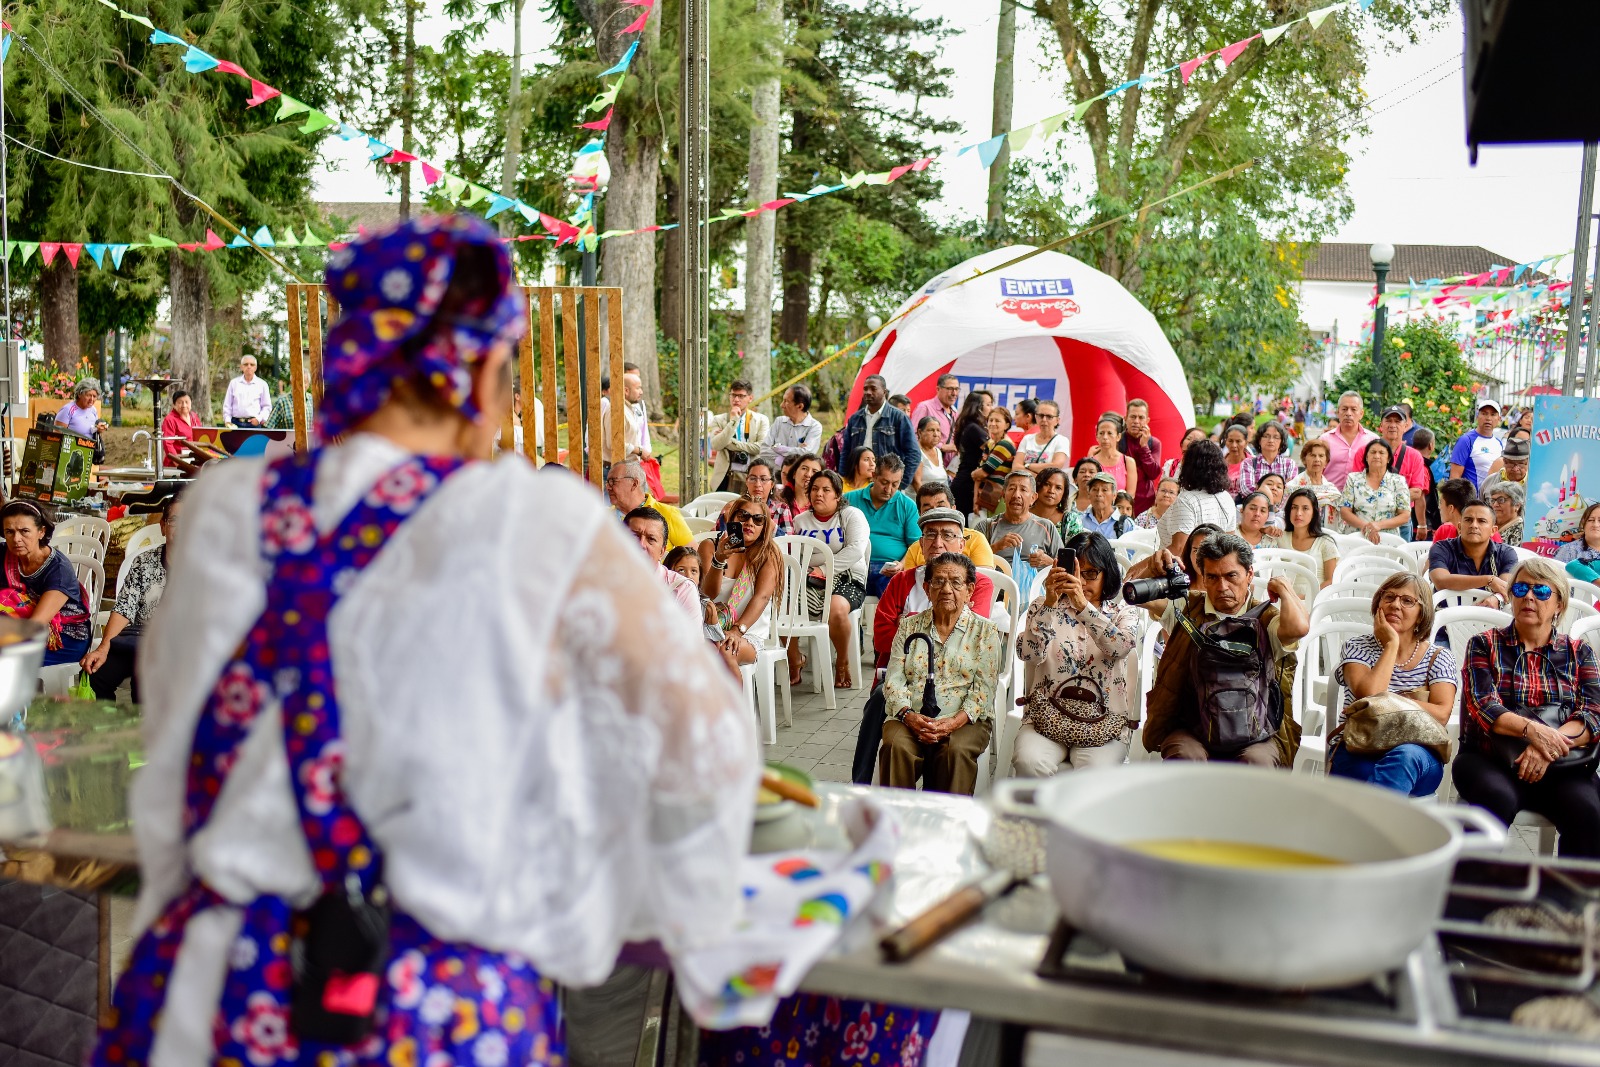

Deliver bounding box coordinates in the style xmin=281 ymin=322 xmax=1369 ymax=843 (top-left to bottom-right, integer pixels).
xmin=1370 ymin=241 xmax=1394 ymax=402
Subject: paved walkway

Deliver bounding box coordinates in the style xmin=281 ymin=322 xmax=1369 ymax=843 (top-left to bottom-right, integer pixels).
xmin=761 ymin=663 xmax=874 ymax=785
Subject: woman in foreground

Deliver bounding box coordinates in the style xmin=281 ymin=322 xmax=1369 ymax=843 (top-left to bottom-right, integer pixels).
xmin=96 ymin=215 xmax=756 ymax=1065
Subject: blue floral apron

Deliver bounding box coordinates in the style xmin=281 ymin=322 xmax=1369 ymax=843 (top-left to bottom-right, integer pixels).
xmin=93 ymin=449 xmax=563 ymax=1067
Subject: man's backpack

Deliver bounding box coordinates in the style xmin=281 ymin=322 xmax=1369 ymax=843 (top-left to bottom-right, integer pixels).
xmin=1177 ymin=604 xmax=1283 ymax=755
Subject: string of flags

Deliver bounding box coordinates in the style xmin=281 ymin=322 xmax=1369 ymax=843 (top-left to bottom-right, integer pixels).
xmin=25 ymin=0 xmax=1378 ymax=258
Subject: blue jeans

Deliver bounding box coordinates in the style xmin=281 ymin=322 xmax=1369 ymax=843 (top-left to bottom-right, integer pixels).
xmin=867 ymin=560 xmax=898 ymax=597
xmin=1396 ymin=520 xmax=1413 ymax=543
xmin=1329 ymin=742 xmax=1443 ymax=797
xmin=43 ymin=632 xmax=90 ymax=668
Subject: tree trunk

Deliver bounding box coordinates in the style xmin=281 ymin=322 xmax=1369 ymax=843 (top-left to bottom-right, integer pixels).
xmin=987 ymin=0 xmax=1016 ymax=227
xmin=398 ymin=0 xmax=418 ymax=220
xmin=586 ymin=1 xmax=663 ymax=411
xmin=169 ymin=253 xmax=212 ymax=416
xmin=742 ymin=0 xmax=782 ymax=414
xmin=497 ymin=0 xmax=527 ymax=237
xmin=38 ymin=259 xmax=78 ymax=372
xmin=779 ymin=244 xmax=811 ymax=350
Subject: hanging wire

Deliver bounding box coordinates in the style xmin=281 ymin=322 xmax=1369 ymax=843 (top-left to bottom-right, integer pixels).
xmin=4 ymin=132 xmax=169 ymax=178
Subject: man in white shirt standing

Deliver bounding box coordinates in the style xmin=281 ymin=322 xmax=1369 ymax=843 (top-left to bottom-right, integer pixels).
xmin=768 ymin=384 xmax=824 ymax=460
xmin=1448 ymin=399 xmax=1506 ymax=493
xmin=221 ymin=356 xmax=273 ymax=427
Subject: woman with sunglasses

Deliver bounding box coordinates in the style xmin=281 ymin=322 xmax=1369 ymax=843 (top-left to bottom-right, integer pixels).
xmin=698 ymin=497 xmax=784 ymax=674
xmin=1329 ymin=572 xmax=1457 ymax=796
xmin=1456 ymin=557 xmax=1600 ymax=858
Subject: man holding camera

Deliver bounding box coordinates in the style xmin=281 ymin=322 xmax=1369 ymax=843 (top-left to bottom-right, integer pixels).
xmin=1135 ymin=533 xmax=1309 ymax=767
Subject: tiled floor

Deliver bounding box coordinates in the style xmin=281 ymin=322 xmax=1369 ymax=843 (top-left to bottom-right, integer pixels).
xmin=760 ymin=666 xmax=874 ymax=785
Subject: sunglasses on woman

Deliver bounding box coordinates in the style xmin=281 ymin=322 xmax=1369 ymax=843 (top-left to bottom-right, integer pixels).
xmin=1511 ymin=582 xmax=1554 ymax=601
xmin=732 ymin=512 xmax=766 ymax=527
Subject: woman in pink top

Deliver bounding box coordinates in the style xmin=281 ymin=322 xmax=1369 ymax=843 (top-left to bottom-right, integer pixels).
xmin=159 ymin=389 xmax=203 ymax=476
xmin=1086 ymin=416 xmax=1137 ymax=499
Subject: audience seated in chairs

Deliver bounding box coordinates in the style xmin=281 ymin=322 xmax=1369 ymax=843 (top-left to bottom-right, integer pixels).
xmin=696 ymin=498 xmax=783 ymax=677
xmin=1328 ymin=572 xmax=1458 ymax=797
xmin=842 ymin=454 xmax=922 ymax=596
xmin=1455 ymin=557 xmax=1600 ymax=858
xmin=81 ymin=494 xmax=182 ymax=701
xmin=1013 ymin=532 xmax=1141 ymax=777
xmin=624 ymin=506 xmax=702 ymax=626
xmin=0 ymin=501 xmax=91 ymax=667
xmin=1428 ymin=499 xmax=1518 ymax=610
xmin=872 ymin=507 xmax=997 ymax=668
xmin=1142 ymin=533 xmax=1309 ymax=767
xmin=877 ymin=553 xmax=1005 ymax=795
xmin=977 ymin=470 xmax=1062 ymax=571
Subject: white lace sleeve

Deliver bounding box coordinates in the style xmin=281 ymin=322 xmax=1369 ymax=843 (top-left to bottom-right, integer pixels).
xmin=548 ymin=516 xmax=761 ymax=959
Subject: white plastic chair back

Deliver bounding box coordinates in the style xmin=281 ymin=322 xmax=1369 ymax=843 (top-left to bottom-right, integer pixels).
xmin=773 ymin=535 xmax=840 ymax=709
xmin=55 ymin=515 xmax=111 ymax=553
xmin=1308 ymin=595 xmax=1373 ymax=629
xmin=1320 ymin=577 xmax=1389 ymax=603
xmin=1434 ymin=587 xmax=1499 ymax=610
xmin=51 ymin=533 xmax=103 ymax=563
xmin=1108 ymin=535 xmax=1155 ymax=568
xmin=1332 ymin=555 xmax=1405 ymax=585
xmin=683 ymin=515 xmax=715 ymax=534
xmin=64 ymin=553 xmax=106 ymax=626
xmin=682 ymin=492 xmax=739 ymax=519
xmin=1561 ymin=597 xmax=1600 ymax=634
xmin=1570 ymin=615 xmax=1600 ymax=661
xmin=1513 ymin=546 xmax=1542 ymax=563
xmin=1397 ymin=540 xmax=1433 ymax=574
xmin=1434 ymin=606 xmax=1512 ymax=678
xmin=123 ymin=523 xmax=166 ymax=562
xmin=1377 ymin=533 xmax=1411 ymax=548
xmin=974 ymin=566 xmax=1022 ymax=795
xmin=1252 ymin=547 xmax=1318 ymax=574
xmin=1293 ymin=618 xmax=1374 ymax=773
xmin=1569 ymin=578 xmax=1600 ymax=609
xmin=1339 ymin=542 xmax=1415 ymax=573
xmin=1251 ymin=557 xmax=1319 ymax=606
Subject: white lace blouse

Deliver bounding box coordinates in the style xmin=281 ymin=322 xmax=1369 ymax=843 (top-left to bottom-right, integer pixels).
xmin=133 ymin=434 xmax=758 ymax=1065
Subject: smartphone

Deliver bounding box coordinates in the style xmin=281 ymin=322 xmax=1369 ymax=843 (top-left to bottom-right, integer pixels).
xmin=1057 ymin=547 xmax=1077 ymax=574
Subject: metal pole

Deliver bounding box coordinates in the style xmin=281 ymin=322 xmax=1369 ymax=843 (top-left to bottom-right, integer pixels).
xmin=111 ymin=328 xmax=122 ymax=426
xmin=1586 ymin=210 xmax=1600 ymax=398
xmin=1563 ymin=143 xmax=1597 ymax=396
xmin=1370 ymin=263 xmax=1389 ymax=401
xmin=678 ymin=0 xmax=710 ymax=502
xmin=0 ymin=30 xmax=13 ymax=439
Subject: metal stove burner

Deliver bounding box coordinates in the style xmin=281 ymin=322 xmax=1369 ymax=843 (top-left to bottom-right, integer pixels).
xmin=1034 ymin=919 xmax=1415 ymax=1023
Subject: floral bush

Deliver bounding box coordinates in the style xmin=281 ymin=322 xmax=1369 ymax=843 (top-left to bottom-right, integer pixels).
xmin=28 ymin=359 xmax=98 ymax=401
xmin=1331 ymin=316 xmax=1479 ymax=441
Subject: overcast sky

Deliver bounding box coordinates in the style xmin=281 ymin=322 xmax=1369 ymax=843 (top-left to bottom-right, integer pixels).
xmin=312 ymin=6 xmax=1587 ymax=275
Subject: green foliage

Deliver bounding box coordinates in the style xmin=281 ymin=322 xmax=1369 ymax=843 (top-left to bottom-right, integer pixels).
xmin=1331 ymin=317 xmax=1479 ymax=440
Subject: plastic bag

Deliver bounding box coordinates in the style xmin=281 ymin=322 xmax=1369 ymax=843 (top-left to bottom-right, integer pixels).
xmin=69 ymin=672 xmax=94 ymax=701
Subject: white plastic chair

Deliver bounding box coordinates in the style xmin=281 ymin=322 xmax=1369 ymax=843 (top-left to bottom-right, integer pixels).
xmin=1293 ymin=618 xmax=1374 ymax=777
xmin=1339 ymin=542 xmax=1416 ymax=573
xmin=1571 ymin=614 xmax=1600 ymax=658
xmin=51 ymin=533 xmax=104 ymax=564
xmin=1320 ymin=577 xmax=1391 ymax=604
xmin=1108 ymin=534 xmax=1155 ymax=569
xmin=681 ymin=492 xmax=738 ymax=519
xmin=739 ymin=593 xmax=791 ymax=746
xmin=123 ymin=523 xmax=166 ymax=563
xmin=38 ymin=553 xmax=108 ymax=696
xmin=1251 ymin=557 xmax=1319 ymax=606
xmin=1570 ymin=578 xmax=1600 ymax=609
xmin=1307 ymin=595 xmax=1374 ymax=629
xmin=1434 ymin=605 xmax=1512 ymax=676
xmin=1561 ymin=598 xmax=1600 ymax=634
xmin=1434 ymin=587 xmax=1500 ymax=610
xmin=975 ymin=567 xmax=1023 ymax=796
xmin=1332 ymin=555 xmax=1405 ymax=586
xmin=65 ymin=554 xmax=105 ymax=622
xmin=773 ymin=536 xmax=843 ymax=710
xmin=683 ymin=515 xmax=715 ymax=534
xmin=54 ymin=515 xmax=111 ymax=554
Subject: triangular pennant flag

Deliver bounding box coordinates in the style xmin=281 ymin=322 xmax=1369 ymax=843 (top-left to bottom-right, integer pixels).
xmin=62 ymin=244 xmax=82 ymax=268
xmin=118 ymin=10 xmax=155 ymax=29
xmin=337 ymin=123 xmax=362 ymax=142
xmin=581 ymin=108 xmax=614 ymax=131
xmin=1105 ymin=78 xmax=1140 ymax=97
xmin=485 ymin=195 xmax=515 ymax=219
xmin=1180 ymin=52 xmax=1213 ymax=83
xmin=618 ymin=7 xmax=650 ymax=33
xmin=95 ymin=0 xmax=116 ymax=9
xmin=85 ymin=244 xmax=108 ymax=268
xmin=1038 ymin=111 xmax=1068 ymax=140
xmin=274 ymin=96 xmax=310 ymax=121
xmin=420 ymin=162 xmax=442 ymax=185
xmin=109 ymin=245 xmax=128 ymax=268
xmin=148 ymin=29 xmax=185 ymax=46
xmin=366 ymin=138 xmax=392 ymax=161
xmin=382 ymin=150 xmax=418 ymax=164
xmin=443 ymin=175 xmax=467 ymax=200
xmin=975 ymin=134 xmax=1006 ymax=168
xmin=862 ymin=171 xmax=894 ymax=186
xmin=1007 ymin=123 xmax=1036 ymax=152
xmin=246 ymin=80 xmax=280 ymax=107
xmin=1217 ymin=35 xmax=1260 ymax=67
xmin=277 ymin=227 xmax=300 ymax=247
xmin=591 ymin=79 xmax=623 ymax=110
xmin=1072 ymin=97 xmax=1098 ymax=122
xmin=464 ymin=185 xmax=491 ymax=207
xmin=842 ymin=171 xmax=869 ymax=189
xmin=178 ymin=243 xmax=200 ymax=252
xmin=229 ymin=234 xmax=250 ymax=248
xmin=1261 ymin=19 xmax=1299 ymax=46
xmin=17 ymin=243 xmax=36 ymax=265
xmin=299 ymin=110 xmax=335 ymax=134
xmin=147 ymin=234 xmax=178 ymax=247
xmin=516 ymin=201 xmax=537 ymax=224
xmin=1359 ymin=0 xmax=1376 ymax=8
xmin=760 ymin=198 xmax=795 ymax=211
xmin=885 ymin=163 xmax=914 ymax=182
xmin=1307 ymin=3 xmax=1339 ymax=30
xmin=39 ymin=243 xmax=59 ymax=266
xmin=203 ymin=229 xmax=225 ymax=251
xmin=1 ymin=36 xmax=9 ymax=63
xmin=182 ymin=46 xmax=220 ymax=73
xmin=300 ymin=227 xmax=326 ymax=247
xmin=599 ymin=41 xmax=639 ymax=76
xmin=251 ymin=226 xmax=275 ymax=247
xmin=214 ymin=59 xmax=247 ymax=77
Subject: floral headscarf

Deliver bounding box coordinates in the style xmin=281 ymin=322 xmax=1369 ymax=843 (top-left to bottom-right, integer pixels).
xmin=318 ymin=213 xmax=526 ymax=439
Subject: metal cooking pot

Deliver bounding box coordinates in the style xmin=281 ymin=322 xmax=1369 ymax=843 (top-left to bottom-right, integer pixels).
xmin=993 ymin=764 xmax=1505 ymax=989
xmin=0 ymin=616 xmax=47 ymax=722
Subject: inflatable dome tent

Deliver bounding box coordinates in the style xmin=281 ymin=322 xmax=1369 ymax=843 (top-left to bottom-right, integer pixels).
xmin=846 ymin=245 xmax=1195 ymax=464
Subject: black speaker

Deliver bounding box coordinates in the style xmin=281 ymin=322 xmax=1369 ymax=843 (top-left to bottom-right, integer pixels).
xmin=1464 ymin=0 xmax=1600 ymax=159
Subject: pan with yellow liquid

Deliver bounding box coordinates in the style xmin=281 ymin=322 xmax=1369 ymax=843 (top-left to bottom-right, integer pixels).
xmin=993 ymin=764 xmax=1506 ymax=989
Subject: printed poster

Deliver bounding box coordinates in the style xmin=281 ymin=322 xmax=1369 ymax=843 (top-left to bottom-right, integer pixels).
xmin=1526 ymin=395 xmax=1600 ymax=554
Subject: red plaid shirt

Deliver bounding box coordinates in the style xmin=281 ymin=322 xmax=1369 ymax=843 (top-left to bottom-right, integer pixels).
xmin=1462 ymin=624 xmax=1600 ymax=755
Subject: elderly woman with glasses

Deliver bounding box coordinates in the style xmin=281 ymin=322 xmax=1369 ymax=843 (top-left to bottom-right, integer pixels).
xmin=1456 ymin=557 xmax=1600 ymax=857
xmin=54 ymin=379 xmax=106 ymax=438
xmin=878 ymin=552 xmax=1005 ymax=795
xmin=1485 ymin=480 xmax=1525 ymax=545
xmin=1329 ymin=572 xmax=1458 ymax=796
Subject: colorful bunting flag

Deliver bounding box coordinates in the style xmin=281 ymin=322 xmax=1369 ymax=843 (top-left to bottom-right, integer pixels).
xmin=147 ymin=234 xmax=178 ymax=247
xmin=118 ymin=10 xmax=154 ymax=29
xmin=85 ymin=244 xmax=108 ymax=268
xmin=214 ymin=60 xmax=246 ymax=77
xmin=182 ymin=46 xmax=219 ymax=73
xmin=619 ymin=7 xmax=651 ymax=34
xmin=382 ymin=149 xmax=417 ymax=165
xmin=600 ymin=41 xmax=639 ymax=76
xmin=366 ymin=138 xmax=392 ymax=161
xmin=251 ymin=226 xmax=274 ymax=247
xmin=148 ymin=28 xmax=184 ymax=46
xmin=245 ymin=80 xmax=280 ymax=107
xmin=1180 ymin=52 xmax=1214 ymax=83
xmin=1218 ymin=35 xmax=1259 ymax=67
xmin=421 ymin=162 xmax=442 ymax=185
xmin=40 ymin=243 xmax=59 ymax=266
xmin=203 ymin=230 xmax=225 ymax=251
xmin=274 ymin=96 xmax=310 ymax=121
xmin=975 ymin=135 xmax=1006 ymax=169
xmin=17 ymin=243 xmax=35 ymax=265
xmin=581 ymin=109 xmax=614 ymax=131
xmin=1307 ymin=3 xmax=1340 ymax=30
xmin=1260 ymin=20 xmax=1299 ymax=46
xmin=109 ymin=245 xmax=128 ymax=268
xmin=299 ymin=110 xmax=335 ymax=134
xmin=62 ymin=244 xmax=82 ymax=268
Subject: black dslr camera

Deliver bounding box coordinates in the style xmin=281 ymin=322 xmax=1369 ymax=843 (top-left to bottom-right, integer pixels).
xmin=1123 ymin=562 xmax=1191 ymax=606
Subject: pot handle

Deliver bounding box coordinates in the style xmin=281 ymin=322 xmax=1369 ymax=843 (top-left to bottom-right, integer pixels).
xmin=1433 ymin=804 xmax=1508 ymax=853
xmin=990 ymin=779 xmax=1044 ymax=820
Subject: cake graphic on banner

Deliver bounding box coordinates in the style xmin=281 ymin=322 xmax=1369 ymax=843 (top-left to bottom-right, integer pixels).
xmin=1525 ymin=394 xmax=1600 ymax=555
xmin=1532 ymin=457 xmax=1587 ymax=544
